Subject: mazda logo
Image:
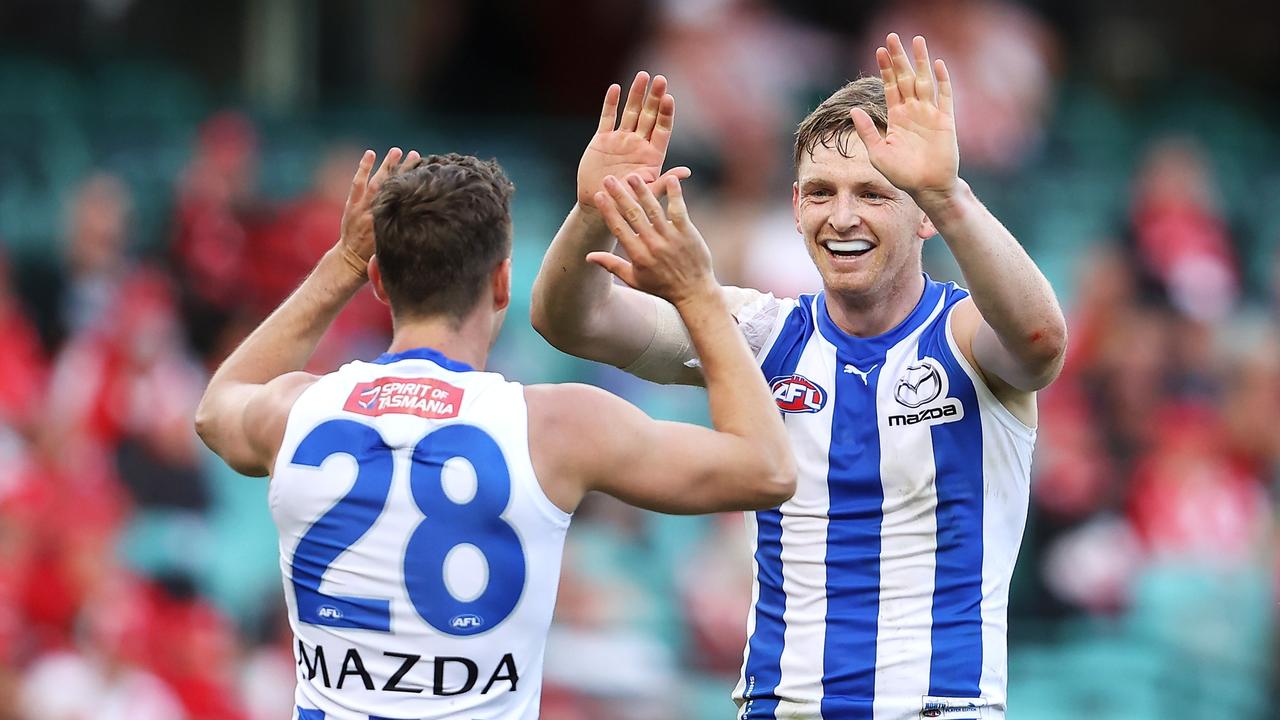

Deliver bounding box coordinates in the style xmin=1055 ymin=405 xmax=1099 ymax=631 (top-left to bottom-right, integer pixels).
xmin=894 ymin=362 xmax=942 ymax=408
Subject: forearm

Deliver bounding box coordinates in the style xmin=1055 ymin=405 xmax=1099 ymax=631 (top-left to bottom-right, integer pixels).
xmin=531 ymin=204 xmax=620 ymax=340
xmin=205 ymin=246 xmax=365 ymax=391
xmin=919 ymin=181 xmax=1066 ymax=363
xmin=675 ymin=287 xmax=791 ymax=472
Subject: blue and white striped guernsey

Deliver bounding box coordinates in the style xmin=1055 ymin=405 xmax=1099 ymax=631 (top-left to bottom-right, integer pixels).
xmin=732 ymin=275 xmax=1036 ymax=720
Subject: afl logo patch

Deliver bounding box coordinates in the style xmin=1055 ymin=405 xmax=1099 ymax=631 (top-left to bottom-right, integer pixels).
xmin=770 ymin=374 xmax=827 ymax=414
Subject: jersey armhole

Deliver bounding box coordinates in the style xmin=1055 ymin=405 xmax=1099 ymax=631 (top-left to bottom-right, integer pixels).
xmin=944 ymin=308 xmax=1037 ymax=440
xmin=513 ymin=383 xmax=574 ymax=527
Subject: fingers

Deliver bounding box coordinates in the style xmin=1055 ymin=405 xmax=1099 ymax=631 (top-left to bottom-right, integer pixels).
xmin=618 ymin=71 xmax=650 ymax=133
xmin=597 ymin=83 xmax=622 ymax=134
xmin=585 ymin=252 xmax=639 ymax=290
xmin=627 ymin=174 xmax=668 ymax=227
xmin=592 ymin=188 xmax=650 ymax=265
xmin=876 ymin=46 xmax=900 ymax=107
xmin=649 ymin=166 xmax=691 ymax=198
xmin=885 ymin=33 xmax=916 ymax=102
xmin=850 ymin=108 xmax=884 ymax=154
xmin=399 ymin=150 xmax=423 ymax=174
xmin=665 ymin=174 xmax=689 ymax=228
xmin=636 ymin=74 xmax=667 ymax=139
xmin=912 ymin=36 xmax=934 ymax=103
xmin=935 ymin=58 xmax=954 ymax=116
xmin=603 ymin=175 xmax=661 ymax=244
xmin=651 ymin=94 xmax=676 ymax=154
xmin=347 ymin=149 xmax=376 ymax=206
xmin=370 ymin=147 xmax=404 ymax=193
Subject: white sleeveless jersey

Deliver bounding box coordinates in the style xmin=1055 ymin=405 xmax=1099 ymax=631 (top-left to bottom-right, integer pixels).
xmin=724 ymin=277 xmax=1035 ymax=720
xmin=269 ymin=347 xmax=571 ymax=720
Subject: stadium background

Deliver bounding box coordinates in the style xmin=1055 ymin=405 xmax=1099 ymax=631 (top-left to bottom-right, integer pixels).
xmin=1 ymin=0 xmax=1278 ymax=717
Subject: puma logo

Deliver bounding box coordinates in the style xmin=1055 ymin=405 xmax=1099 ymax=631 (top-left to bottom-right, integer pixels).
xmin=843 ymin=363 xmax=877 ymax=385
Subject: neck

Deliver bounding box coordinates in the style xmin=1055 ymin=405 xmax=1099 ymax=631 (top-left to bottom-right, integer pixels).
xmin=823 ymin=271 xmax=925 ymax=338
xmin=386 ymin=307 xmax=494 ymax=370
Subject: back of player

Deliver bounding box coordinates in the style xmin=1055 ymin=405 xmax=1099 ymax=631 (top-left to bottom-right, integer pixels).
xmin=271 ymin=347 xmax=568 ymax=720
xmin=195 ymin=150 xmax=795 ymax=720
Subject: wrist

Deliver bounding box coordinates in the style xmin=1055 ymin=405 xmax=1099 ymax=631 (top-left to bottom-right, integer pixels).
xmin=670 ymin=278 xmax=722 ymax=314
xmin=322 ymin=245 xmax=372 ymax=289
xmin=912 ymin=178 xmax=975 ymax=227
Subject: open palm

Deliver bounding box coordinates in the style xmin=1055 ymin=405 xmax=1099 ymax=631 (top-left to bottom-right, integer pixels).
xmin=578 ymin=72 xmax=688 ymax=209
xmin=852 ymin=34 xmax=959 ymax=199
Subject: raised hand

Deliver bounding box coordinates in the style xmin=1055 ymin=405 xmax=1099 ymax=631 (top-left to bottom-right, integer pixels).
xmin=338 ymin=147 xmax=423 ymax=277
xmin=578 ymin=73 xmax=690 ymax=211
xmin=586 ymin=173 xmax=716 ymax=308
xmin=851 ymin=34 xmax=959 ymax=201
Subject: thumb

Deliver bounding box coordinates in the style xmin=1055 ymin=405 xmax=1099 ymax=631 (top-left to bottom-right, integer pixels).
xmin=850 ymin=108 xmax=884 ymax=153
xmin=648 ymin=166 xmax=692 ymax=198
xmin=586 ymin=252 xmax=640 ymax=290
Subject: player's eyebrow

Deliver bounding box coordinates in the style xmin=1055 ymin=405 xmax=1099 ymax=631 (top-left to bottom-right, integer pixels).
xmin=798 ymin=178 xmax=834 ymax=193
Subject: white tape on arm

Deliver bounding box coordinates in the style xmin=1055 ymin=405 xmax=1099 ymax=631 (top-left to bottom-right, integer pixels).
xmin=621 ymin=286 xmax=782 ymax=385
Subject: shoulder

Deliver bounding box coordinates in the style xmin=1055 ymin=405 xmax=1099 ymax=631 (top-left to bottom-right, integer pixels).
xmin=524 ymin=383 xmax=641 ymax=512
xmin=246 ymin=371 xmax=320 ymax=464
xmin=524 ymin=382 xmax=634 ymax=436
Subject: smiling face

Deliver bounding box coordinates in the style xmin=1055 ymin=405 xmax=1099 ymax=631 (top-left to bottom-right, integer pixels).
xmin=793 ymin=132 xmax=935 ymax=302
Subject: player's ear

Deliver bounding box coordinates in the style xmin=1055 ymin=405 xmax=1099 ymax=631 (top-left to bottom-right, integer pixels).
xmin=368 ymin=255 xmax=390 ymax=306
xmin=492 ymin=258 xmax=512 ymax=313
xmin=792 ymin=181 xmax=802 ymax=234
xmin=916 ymin=210 xmax=937 ymax=240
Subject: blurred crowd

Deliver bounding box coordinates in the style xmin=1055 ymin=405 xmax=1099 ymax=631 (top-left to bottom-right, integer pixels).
xmin=1 ymin=0 xmax=1278 ymax=718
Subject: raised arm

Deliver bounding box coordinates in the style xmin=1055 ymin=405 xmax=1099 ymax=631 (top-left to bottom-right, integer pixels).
xmin=530 ymin=72 xmax=693 ymax=371
xmin=194 ymin=148 xmax=420 ymax=476
xmin=852 ymin=34 xmax=1067 ymax=394
xmin=527 ymin=174 xmax=796 ymax=514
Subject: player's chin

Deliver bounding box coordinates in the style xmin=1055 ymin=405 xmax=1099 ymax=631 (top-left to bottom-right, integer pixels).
xmin=818 ymin=265 xmax=876 ymax=296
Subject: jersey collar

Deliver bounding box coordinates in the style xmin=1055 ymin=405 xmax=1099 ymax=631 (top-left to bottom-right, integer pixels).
xmin=370 ymin=346 xmax=475 ymax=373
xmin=815 ymin=273 xmax=944 ymax=359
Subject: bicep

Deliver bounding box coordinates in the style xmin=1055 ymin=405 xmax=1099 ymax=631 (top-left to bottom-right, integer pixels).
xmin=548 ymin=282 xmax=662 ymax=370
xmin=593 ymin=419 xmax=770 ymax=514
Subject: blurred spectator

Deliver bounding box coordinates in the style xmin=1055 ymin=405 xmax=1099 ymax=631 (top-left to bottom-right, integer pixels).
xmin=861 ymin=0 xmax=1060 ymax=173
xmin=171 ymin=111 xmax=264 ymax=359
xmin=1123 ymin=137 xmax=1241 ymax=322
xmin=1127 ymin=404 xmax=1270 ymax=566
xmin=18 ymin=575 xmax=187 ymax=720
xmin=0 ymin=251 xmax=47 ymax=428
xmin=45 ymin=270 xmax=209 ymax=510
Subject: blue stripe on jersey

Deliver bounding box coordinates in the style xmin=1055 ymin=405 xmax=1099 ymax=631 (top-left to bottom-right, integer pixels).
xmin=924 ymin=297 xmax=985 ymax=699
xmin=820 ymin=354 xmax=883 ymax=719
xmin=741 ymin=297 xmax=816 ymax=719
xmin=816 ymin=277 xmax=945 ymax=717
xmin=295 ymin=708 xmax=399 ymax=720
xmin=371 ymin=346 xmax=475 ymax=372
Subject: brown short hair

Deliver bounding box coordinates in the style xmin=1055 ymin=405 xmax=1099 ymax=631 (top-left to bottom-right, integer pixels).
xmin=372 ymin=153 xmax=514 ymax=321
xmin=794 ymin=77 xmax=887 ymax=168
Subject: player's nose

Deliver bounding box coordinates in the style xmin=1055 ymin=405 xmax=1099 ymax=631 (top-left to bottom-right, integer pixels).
xmin=827 ymin=195 xmax=862 ymax=233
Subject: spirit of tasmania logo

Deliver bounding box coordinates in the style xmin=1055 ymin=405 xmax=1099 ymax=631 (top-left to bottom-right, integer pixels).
xmin=343 ymin=377 xmax=463 ymax=420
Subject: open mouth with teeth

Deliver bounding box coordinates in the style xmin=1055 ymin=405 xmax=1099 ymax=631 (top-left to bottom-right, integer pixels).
xmin=822 ymin=239 xmax=875 ymax=258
